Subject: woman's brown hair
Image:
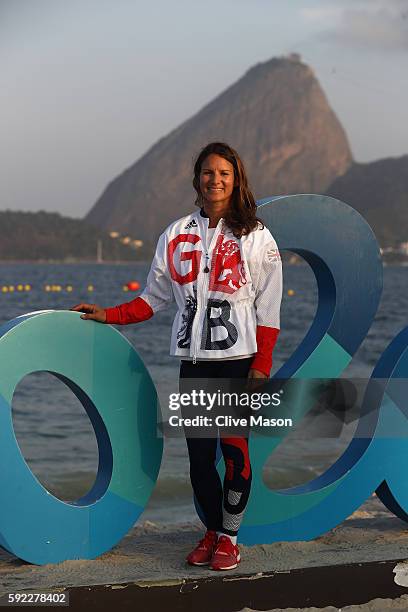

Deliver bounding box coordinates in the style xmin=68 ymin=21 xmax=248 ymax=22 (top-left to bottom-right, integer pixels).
xmin=192 ymin=142 xmax=264 ymax=238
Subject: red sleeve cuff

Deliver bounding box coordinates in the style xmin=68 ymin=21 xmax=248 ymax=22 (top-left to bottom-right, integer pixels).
xmin=251 ymin=326 xmax=280 ymax=377
xmin=104 ymin=297 xmax=154 ymax=325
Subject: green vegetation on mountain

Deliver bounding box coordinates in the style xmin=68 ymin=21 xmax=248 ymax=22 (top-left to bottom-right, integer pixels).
xmin=326 ymin=156 xmax=408 ymax=248
xmin=0 ymin=210 xmax=146 ymax=261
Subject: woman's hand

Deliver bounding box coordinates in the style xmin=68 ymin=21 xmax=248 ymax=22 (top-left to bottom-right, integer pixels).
xmin=248 ymin=368 xmax=267 ymax=380
xmin=247 ymin=368 xmax=268 ymax=390
xmin=70 ymin=303 xmax=107 ymax=323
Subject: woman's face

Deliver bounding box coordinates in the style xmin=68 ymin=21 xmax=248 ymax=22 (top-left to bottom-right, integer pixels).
xmin=199 ymin=154 xmax=236 ymax=208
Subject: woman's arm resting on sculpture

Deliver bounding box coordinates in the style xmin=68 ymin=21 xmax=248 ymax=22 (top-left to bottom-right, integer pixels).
xmin=71 ymin=232 xmax=174 ymax=325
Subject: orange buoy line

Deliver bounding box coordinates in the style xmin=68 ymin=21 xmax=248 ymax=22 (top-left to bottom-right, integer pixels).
xmin=1 ymin=285 xmax=31 ymax=293
xmin=1 ymin=282 xmax=142 ymax=293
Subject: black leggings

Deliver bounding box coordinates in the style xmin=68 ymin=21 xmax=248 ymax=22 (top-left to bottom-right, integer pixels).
xmin=179 ymin=358 xmax=253 ymax=535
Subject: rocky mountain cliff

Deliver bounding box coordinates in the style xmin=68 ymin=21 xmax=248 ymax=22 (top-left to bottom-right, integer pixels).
xmin=326 ymin=155 xmax=408 ymax=247
xmin=85 ymin=55 xmax=352 ymax=248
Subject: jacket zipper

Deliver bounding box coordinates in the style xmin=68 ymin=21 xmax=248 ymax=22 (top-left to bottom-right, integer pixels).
xmin=192 ymin=258 xmax=209 ymax=364
xmin=192 ymin=221 xmax=221 ymax=363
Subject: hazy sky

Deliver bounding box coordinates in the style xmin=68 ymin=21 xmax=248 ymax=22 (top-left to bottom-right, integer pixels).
xmin=1 ymin=0 xmax=407 ymax=217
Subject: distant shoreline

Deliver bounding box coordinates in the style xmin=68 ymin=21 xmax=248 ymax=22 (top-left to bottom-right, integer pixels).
xmin=0 ymin=259 xmax=407 ymax=266
xmin=0 ymin=259 xmax=149 ymax=265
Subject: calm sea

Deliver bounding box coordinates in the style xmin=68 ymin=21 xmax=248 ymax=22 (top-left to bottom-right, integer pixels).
xmin=0 ymin=262 xmax=407 ymax=524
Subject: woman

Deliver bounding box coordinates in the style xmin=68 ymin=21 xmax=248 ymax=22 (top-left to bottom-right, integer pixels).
xmin=72 ymin=142 xmax=282 ymax=571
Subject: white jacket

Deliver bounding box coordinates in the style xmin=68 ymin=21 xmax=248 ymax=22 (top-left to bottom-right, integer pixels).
xmin=139 ymin=208 xmax=282 ymax=363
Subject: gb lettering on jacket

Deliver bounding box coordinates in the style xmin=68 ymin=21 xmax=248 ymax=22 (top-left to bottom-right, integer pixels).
xmin=140 ymin=209 xmax=282 ymax=363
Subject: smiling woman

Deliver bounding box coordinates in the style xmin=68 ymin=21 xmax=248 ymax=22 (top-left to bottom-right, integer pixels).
xmin=71 ymin=141 xmax=283 ymax=571
xmin=199 ymin=154 xmax=236 ymax=215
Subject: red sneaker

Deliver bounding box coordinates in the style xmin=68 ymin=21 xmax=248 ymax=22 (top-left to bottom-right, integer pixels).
xmin=186 ymin=530 xmax=218 ymax=566
xmin=210 ymin=535 xmax=241 ymax=571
